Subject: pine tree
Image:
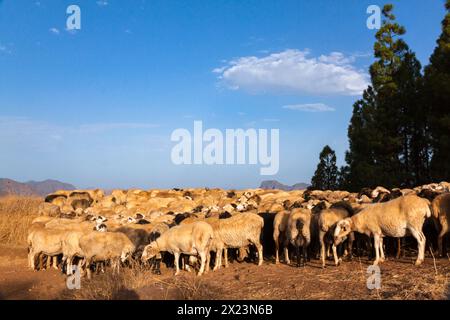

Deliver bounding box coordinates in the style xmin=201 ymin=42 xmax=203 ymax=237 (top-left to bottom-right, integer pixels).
xmin=424 ymin=0 xmax=450 ymax=182
xmin=343 ymin=4 xmax=425 ymax=191
xmin=310 ymin=145 xmax=338 ymax=190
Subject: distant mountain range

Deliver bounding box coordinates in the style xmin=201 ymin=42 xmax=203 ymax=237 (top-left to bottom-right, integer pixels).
xmin=259 ymin=180 xmax=310 ymax=191
xmin=0 ymin=178 xmax=76 ymax=197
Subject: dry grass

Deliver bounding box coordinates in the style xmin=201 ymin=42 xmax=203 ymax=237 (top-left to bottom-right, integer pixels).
xmin=60 ymin=262 xmax=221 ymax=300
xmin=170 ymin=275 xmax=221 ymax=300
xmin=0 ymin=196 xmax=41 ymax=246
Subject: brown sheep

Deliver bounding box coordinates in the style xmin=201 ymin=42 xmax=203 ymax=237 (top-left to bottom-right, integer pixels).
xmin=273 ymin=210 xmax=290 ymax=264
xmin=317 ymin=201 xmax=355 ymax=268
xmin=431 ymin=193 xmax=450 ymax=257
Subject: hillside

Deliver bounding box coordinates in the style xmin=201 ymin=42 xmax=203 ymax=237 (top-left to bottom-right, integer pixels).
xmin=0 ymin=178 xmax=76 ymax=197
xmin=259 ymin=180 xmax=309 ymax=191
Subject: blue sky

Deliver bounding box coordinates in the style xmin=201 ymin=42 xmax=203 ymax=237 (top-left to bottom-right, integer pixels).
xmin=0 ymin=0 xmax=447 ymax=189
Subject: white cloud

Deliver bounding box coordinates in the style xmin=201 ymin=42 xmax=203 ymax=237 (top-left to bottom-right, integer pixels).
xmin=96 ymin=0 xmax=109 ymax=6
xmin=214 ymin=49 xmax=369 ymax=96
xmin=283 ymin=103 xmax=335 ymax=112
xmin=49 ymin=27 xmax=60 ymax=35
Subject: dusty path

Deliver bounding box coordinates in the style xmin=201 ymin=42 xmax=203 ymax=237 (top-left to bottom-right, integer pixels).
xmin=0 ymin=245 xmax=66 ymax=299
xmin=0 ymin=245 xmax=449 ymax=300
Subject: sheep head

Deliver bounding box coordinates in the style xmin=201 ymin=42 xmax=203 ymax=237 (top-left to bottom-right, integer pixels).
xmin=141 ymin=242 xmax=160 ymax=262
xmin=334 ymin=218 xmax=353 ymax=245
xmin=121 ymin=245 xmax=134 ymax=263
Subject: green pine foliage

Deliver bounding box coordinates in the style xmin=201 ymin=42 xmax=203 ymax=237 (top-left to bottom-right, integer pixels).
xmin=339 ymin=3 xmax=449 ymax=191
xmin=310 ymin=145 xmax=338 ymax=191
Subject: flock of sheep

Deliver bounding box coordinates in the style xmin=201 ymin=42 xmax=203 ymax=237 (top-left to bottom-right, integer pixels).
xmin=27 ymin=182 xmax=450 ymax=280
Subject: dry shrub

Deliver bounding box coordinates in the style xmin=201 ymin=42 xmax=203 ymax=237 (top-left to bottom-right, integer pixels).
xmin=61 ymin=262 xmax=153 ymax=300
xmin=60 ymin=260 xmax=221 ymax=300
xmin=0 ymin=196 xmax=41 ymax=245
xmin=171 ymin=275 xmax=221 ymax=300
xmin=60 ymin=272 xmax=138 ymax=300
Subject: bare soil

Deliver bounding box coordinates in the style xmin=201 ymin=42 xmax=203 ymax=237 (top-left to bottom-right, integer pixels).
xmin=0 ymin=244 xmax=449 ymax=300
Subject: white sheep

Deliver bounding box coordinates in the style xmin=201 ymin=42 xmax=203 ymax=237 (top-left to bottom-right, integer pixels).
xmin=79 ymin=231 xmax=135 ymax=279
xmin=141 ymin=221 xmax=213 ymax=276
xmin=209 ymin=212 xmax=264 ymax=270
xmin=334 ymin=195 xmax=431 ymax=266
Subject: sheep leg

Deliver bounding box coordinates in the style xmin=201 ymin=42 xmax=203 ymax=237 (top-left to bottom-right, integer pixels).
xmin=319 ymin=231 xmax=326 ymax=268
xmin=332 ymin=244 xmax=340 ymax=266
xmin=257 ymin=243 xmax=263 ymax=266
xmin=29 ymin=249 xmax=37 ymax=270
xmin=346 ymin=232 xmax=354 ymax=261
xmin=53 ymin=256 xmax=58 ymax=270
xmin=213 ymin=245 xmax=223 ymax=271
xmin=46 ymin=255 xmax=51 ymax=269
xmin=396 ymin=238 xmax=402 ymax=259
xmin=85 ymin=258 xmax=92 ymax=279
xmin=215 ymin=250 xmax=222 ymax=271
xmin=78 ymin=259 xmax=85 ymax=276
xmin=181 ymin=255 xmax=186 ymax=271
xmin=28 ymin=249 xmax=34 ymax=269
xmin=437 ymin=223 xmax=448 ymax=258
xmin=300 ymin=246 xmax=307 ymax=267
xmin=65 ymin=256 xmax=72 ymax=275
xmin=224 ymin=249 xmax=229 ymax=268
xmin=373 ymin=234 xmax=381 ymax=266
xmin=184 ymin=256 xmax=191 ymax=272
xmin=113 ymin=259 xmax=120 ymax=275
xmin=410 ymin=228 xmax=426 ymax=265
xmin=274 ymin=237 xmax=280 ymax=264
xmin=379 ymin=237 xmax=385 ymax=262
xmin=283 ymin=246 xmax=290 ymax=265
xmin=155 ymin=259 xmax=161 ymax=275
xmin=295 ymin=245 xmax=301 ymax=267
xmin=205 ymin=252 xmax=211 ymax=273
xmin=174 ymin=252 xmax=180 ymax=276
xmin=38 ymin=253 xmax=43 ymax=270
xmin=198 ymin=252 xmax=206 ymax=276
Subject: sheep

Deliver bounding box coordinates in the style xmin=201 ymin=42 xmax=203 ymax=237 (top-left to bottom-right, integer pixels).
xmin=114 ymin=226 xmax=150 ymax=258
xmin=208 ymin=212 xmax=264 ymax=271
xmin=61 ymin=230 xmax=90 ymax=275
xmin=61 ymin=222 xmax=108 ymax=275
xmin=145 ymin=222 xmax=171 ymax=274
xmin=71 ymin=199 xmax=91 ymax=211
xmin=371 ymin=186 xmax=390 ymax=199
xmin=79 ymin=231 xmax=135 ymax=279
xmin=28 ymin=227 xmax=67 ymax=271
xmin=273 ymin=210 xmax=290 ymax=264
xmin=38 ymin=203 xmax=61 ymax=217
xmin=44 ymin=218 xmax=95 ymax=232
xmin=431 ymin=193 xmax=450 ymax=257
xmin=317 ymin=201 xmax=355 ymax=268
xmin=141 ymin=221 xmax=213 ymax=276
xmin=334 ymin=194 xmax=431 ymax=266
xmin=286 ymin=208 xmax=312 ymax=267
xmin=44 ymin=194 xmax=67 ymax=207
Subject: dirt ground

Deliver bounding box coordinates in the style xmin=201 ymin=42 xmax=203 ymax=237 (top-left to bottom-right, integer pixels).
xmin=0 ymin=244 xmax=449 ymax=300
